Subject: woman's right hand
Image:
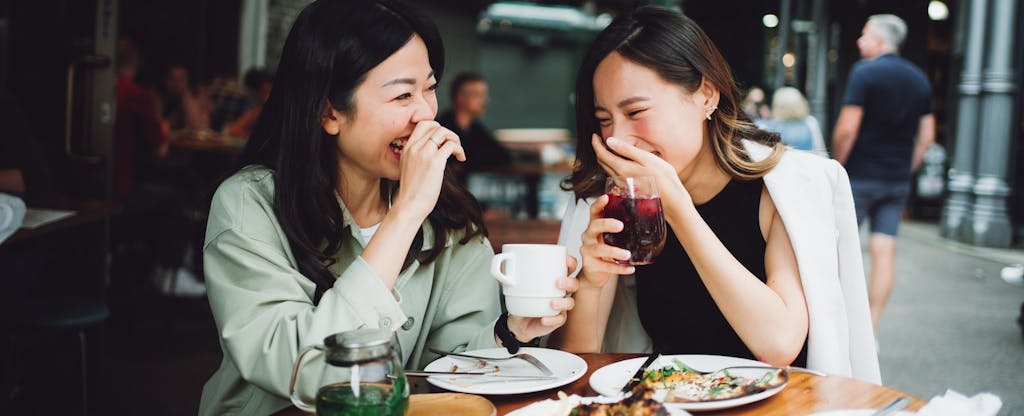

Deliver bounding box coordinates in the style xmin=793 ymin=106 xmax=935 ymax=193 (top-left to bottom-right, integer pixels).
xmin=392 ymin=120 xmax=466 ymax=221
xmin=578 ymin=194 xmax=636 ymax=289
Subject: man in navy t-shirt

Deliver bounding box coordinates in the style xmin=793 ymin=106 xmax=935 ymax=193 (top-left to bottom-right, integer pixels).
xmin=832 ymin=14 xmax=935 ymax=332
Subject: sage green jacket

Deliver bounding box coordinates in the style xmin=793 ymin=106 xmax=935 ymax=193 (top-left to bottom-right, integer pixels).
xmin=198 ymin=167 xmax=500 ymax=415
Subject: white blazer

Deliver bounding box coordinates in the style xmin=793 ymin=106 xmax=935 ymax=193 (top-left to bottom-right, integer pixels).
xmin=557 ymin=141 xmax=882 ymax=384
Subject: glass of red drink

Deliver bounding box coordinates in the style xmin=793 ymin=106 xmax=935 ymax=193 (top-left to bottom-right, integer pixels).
xmin=602 ymin=176 xmax=666 ymax=265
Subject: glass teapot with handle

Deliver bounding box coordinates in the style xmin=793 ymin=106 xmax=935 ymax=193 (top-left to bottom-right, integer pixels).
xmin=290 ymin=328 xmax=409 ymax=415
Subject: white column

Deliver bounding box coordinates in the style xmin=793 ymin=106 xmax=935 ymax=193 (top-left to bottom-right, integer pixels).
xmin=967 ymin=0 xmax=1018 ymax=247
xmin=940 ymin=0 xmax=988 ymax=240
xmin=238 ymin=0 xmax=269 ymax=74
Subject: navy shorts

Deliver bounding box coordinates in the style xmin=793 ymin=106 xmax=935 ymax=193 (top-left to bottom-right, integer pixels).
xmin=850 ymin=178 xmax=911 ymax=237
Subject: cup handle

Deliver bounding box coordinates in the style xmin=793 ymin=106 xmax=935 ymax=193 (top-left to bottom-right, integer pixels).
xmin=490 ymin=252 xmax=516 ymax=287
xmin=289 ymin=344 xmax=325 ymax=412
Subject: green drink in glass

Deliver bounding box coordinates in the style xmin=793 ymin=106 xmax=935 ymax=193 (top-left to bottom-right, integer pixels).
xmin=315 ymin=381 xmax=408 ymax=416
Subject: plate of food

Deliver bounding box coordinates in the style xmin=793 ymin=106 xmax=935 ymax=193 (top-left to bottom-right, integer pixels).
xmin=507 ymin=390 xmax=691 ymax=416
xmin=589 ymin=355 xmax=789 ymax=412
xmin=422 ymin=348 xmax=587 ymax=395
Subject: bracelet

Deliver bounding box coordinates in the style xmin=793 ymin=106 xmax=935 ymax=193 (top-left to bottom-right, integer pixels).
xmin=494 ymin=313 xmax=540 ymax=354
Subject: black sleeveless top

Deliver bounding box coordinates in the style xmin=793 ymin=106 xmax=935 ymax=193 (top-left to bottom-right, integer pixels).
xmin=635 ymin=178 xmax=808 ymax=366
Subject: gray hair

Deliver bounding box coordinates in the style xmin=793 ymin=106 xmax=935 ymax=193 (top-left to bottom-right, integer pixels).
xmin=867 ymin=14 xmax=907 ymax=50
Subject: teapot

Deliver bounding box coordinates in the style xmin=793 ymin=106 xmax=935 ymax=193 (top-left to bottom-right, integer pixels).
xmin=290 ymin=328 xmax=409 ymax=415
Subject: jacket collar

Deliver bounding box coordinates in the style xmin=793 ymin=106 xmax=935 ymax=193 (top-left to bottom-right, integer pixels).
xmin=334 ymin=190 xmax=440 ymax=251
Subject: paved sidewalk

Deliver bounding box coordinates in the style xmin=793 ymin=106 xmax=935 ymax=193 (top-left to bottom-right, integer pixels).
xmin=874 ymin=221 xmax=1024 ymax=415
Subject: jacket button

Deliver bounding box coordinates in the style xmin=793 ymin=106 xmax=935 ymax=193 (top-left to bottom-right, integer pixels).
xmin=380 ymin=317 xmax=393 ymax=329
xmin=401 ymin=316 xmax=415 ymax=330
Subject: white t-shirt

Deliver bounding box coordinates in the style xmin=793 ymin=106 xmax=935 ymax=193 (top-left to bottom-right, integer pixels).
xmin=359 ymin=223 xmax=381 ymax=244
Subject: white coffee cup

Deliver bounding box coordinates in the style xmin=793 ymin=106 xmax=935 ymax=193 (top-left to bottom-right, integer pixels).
xmin=491 ymin=244 xmax=567 ymax=317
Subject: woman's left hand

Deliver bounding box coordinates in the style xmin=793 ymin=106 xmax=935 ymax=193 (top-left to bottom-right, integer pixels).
xmin=506 ymin=255 xmax=579 ymax=342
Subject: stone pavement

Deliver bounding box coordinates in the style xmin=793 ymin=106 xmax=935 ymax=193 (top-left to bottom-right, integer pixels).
xmin=874 ymin=220 xmax=1024 ymax=415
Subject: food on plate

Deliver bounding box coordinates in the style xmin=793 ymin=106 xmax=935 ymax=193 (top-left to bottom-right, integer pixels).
xmin=543 ymin=389 xmax=669 ymax=416
xmin=642 ymin=360 xmax=787 ymax=402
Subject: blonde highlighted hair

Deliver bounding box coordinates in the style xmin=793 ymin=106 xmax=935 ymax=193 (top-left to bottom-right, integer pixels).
xmin=568 ymin=6 xmax=785 ymax=199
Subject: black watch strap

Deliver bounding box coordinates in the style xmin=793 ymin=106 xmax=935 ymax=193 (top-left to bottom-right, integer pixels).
xmin=495 ymin=313 xmax=539 ymax=354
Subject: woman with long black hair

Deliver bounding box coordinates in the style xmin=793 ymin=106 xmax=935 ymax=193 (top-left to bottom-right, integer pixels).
xmin=198 ymin=1 xmax=576 ymax=413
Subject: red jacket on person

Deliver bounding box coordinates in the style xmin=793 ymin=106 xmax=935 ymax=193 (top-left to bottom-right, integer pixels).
xmin=114 ymin=73 xmax=167 ymax=198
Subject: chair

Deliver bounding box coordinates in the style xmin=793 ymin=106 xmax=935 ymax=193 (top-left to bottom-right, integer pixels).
xmin=1 ymin=296 xmax=109 ymax=416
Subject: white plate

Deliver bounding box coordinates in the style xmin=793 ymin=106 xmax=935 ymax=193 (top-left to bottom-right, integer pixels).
xmin=808 ymin=411 xmax=915 ymax=416
xmin=423 ymin=347 xmax=587 ymax=395
xmin=589 ymin=354 xmax=788 ymax=412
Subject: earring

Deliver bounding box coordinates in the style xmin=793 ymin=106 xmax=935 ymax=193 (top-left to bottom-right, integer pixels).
xmin=705 ymin=105 xmax=718 ymax=120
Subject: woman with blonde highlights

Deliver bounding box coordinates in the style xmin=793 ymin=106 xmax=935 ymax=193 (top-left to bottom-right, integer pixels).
xmin=551 ymin=6 xmax=879 ymax=383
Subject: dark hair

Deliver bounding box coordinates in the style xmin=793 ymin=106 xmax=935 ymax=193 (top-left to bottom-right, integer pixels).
xmin=116 ymin=39 xmax=139 ymax=70
xmin=568 ymin=6 xmax=784 ymax=199
xmin=236 ymin=0 xmax=487 ymax=304
xmin=243 ymin=68 xmax=273 ymax=91
xmin=449 ymin=71 xmax=485 ymax=102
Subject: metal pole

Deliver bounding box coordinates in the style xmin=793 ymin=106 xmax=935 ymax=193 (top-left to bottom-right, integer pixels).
xmin=941 ymin=0 xmax=989 ymax=240
xmin=93 ymin=0 xmax=117 ymax=202
xmin=775 ymin=0 xmax=792 ymax=88
xmin=967 ymin=0 xmax=1018 ymax=247
xmin=805 ymin=0 xmax=827 ymax=134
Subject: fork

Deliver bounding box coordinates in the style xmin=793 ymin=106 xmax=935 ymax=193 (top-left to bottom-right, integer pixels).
xmin=427 ymin=347 xmax=555 ymax=376
xmin=673 ymin=359 xmax=825 ymax=377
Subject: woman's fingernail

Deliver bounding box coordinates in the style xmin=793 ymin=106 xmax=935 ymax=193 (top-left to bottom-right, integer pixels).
xmin=606 ymin=137 xmax=620 ymax=146
xmin=625 ymin=266 xmax=636 ymax=274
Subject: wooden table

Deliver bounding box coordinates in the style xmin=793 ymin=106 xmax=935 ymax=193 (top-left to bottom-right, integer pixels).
xmin=2 ymin=198 xmax=119 ymax=302
xmin=279 ymin=353 xmax=924 ymax=415
xmin=6 ymin=198 xmax=119 ymax=245
xmin=474 ymin=164 xmax=573 ymax=218
xmin=484 ymin=217 xmax=561 ymax=252
xmin=170 ymin=129 xmax=246 ymax=154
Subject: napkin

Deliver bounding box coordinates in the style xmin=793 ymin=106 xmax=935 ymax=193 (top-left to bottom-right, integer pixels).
xmin=916 ymin=390 xmax=1002 ymax=416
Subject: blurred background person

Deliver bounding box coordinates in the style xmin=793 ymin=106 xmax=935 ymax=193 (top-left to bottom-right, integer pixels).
xmin=225 ymin=68 xmax=273 ymax=138
xmin=114 ymin=40 xmax=206 ymax=298
xmin=436 ymin=71 xmax=510 ymax=181
xmin=206 ymin=73 xmax=249 ymax=133
xmin=153 ymin=63 xmax=210 ymax=134
xmin=832 ymin=14 xmax=934 ymax=331
xmin=761 ymin=87 xmax=826 ymax=156
xmin=114 ymin=39 xmax=168 ymax=199
xmin=741 ymin=86 xmax=770 ymax=122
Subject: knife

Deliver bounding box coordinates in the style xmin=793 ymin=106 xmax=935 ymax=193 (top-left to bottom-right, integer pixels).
xmin=404 ymin=371 xmax=557 ymax=380
xmin=620 ymin=352 xmax=660 ymax=395
xmin=870 ymin=396 xmax=909 ymax=416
